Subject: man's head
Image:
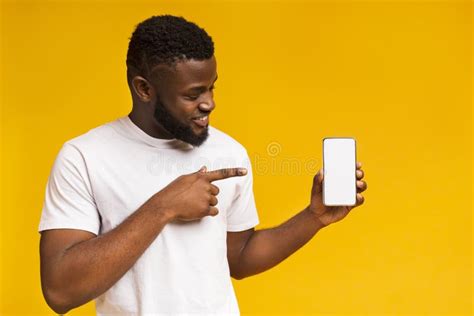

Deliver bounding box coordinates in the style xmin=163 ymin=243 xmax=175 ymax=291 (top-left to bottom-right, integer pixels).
xmin=126 ymin=15 xmax=217 ymax=146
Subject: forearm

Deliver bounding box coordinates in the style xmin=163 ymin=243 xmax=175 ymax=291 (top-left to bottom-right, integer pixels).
xmin=234 ymin=206 xmax=325 ymax=279
xmin=45 ymin=197 xmax=174 ymax=312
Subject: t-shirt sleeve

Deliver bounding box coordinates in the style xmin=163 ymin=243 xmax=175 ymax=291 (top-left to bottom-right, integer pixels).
xmin=38 ymin=143 xmax=100 ymax=235
xmin=226 ymin=150 xmax=259 ymax=232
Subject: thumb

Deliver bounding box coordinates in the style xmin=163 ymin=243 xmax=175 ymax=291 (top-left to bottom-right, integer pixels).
xmin=313 ymin=168 xmax=324 ymax=193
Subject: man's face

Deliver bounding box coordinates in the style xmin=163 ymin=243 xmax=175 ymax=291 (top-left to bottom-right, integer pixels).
xmin=150 ymin=56 xmax=217 ymax=147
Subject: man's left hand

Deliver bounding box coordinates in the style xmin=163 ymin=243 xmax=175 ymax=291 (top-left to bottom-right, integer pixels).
xmin=308 ymin=161 xmax=367 ymax=227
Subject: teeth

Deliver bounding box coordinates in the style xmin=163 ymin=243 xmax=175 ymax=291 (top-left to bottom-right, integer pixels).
xmin=196 ymin=116 xmax=207 ymax=121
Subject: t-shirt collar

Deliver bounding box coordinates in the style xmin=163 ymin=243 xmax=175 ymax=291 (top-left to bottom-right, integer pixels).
xmin=118 ymin=115 xmax=194 ymax=150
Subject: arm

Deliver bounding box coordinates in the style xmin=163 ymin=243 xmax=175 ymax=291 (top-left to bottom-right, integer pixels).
xmin=227 ymin=163 xmax=367 ymax=279
xmin=40 ymin=195 xmax=174 ymax=314
xmin=227 ymin=207 xmax=323 ymax=280
xmin=40 ymin=167 xmax=246 ymax=314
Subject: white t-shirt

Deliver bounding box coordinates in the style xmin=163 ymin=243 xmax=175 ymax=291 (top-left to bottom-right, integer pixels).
xmin=38 ymin=116 xmax=260 ymax=315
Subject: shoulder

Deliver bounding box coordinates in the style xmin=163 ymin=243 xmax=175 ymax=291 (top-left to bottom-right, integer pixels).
xmin=49 ymin=119 xmax=122 ymax=169
xmin=62 ymin=118 xmax=119 ymax=153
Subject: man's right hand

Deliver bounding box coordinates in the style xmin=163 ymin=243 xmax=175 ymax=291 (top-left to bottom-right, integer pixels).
xmin=152 ymin=166 xmax=248 ymax=221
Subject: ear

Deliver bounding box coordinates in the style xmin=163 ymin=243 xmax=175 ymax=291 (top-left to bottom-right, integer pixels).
xmin=131 ymin=76 xmax=154 ymax=102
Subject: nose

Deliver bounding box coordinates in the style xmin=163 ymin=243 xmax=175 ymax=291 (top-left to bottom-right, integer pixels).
xmin=198 ymin=99 xmax=215 ymax=112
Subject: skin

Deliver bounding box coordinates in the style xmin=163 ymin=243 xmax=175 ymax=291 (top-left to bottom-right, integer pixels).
xmin=128 ymin=56 xmax=218 ymax=141
xmin=39 ymin=55 xmax=368 ymax=313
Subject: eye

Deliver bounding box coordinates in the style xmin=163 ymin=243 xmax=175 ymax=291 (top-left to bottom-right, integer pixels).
xmin=185 ymin=95 xmax=200 ymax=101
xmin=184 ymin=86 xmax=216 ymax=101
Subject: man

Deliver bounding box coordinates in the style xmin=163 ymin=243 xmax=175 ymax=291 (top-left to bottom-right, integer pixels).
xmin=39 ymin=15 xmax=367 ymax=315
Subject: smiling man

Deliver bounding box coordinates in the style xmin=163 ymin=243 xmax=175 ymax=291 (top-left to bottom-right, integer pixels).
xmin=38 ymin=15 xmax=367 ymax=315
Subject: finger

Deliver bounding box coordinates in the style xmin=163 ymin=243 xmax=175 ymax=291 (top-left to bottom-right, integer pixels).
xmin=356 ymin=161 xmax=362 ymax=169
xmin=209 ymin=195 xmax=218 ymax=206
xmin=197 ymin=166 xmax=207 ymax=173
xmin=209 ymin=184 xmax=220 ymax=195
xmin=356 ymin=180 xmax=367 ymax=191
xmin=313 ymin=168 xmax=323 ymax=183
xmin=356 ymin=169 xmax=364 ymax=179
xmin=208 ymin=206 xmax=219 ymax=216
xmin=356 ymin=193 xmax=365 ymax=205
xmin=206 ymin=168 xmax=247 ymax=182
xmin=311 ymin=168 xmax=324 ymax=194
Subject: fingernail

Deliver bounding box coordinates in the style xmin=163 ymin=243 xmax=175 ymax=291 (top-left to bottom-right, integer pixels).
xmin=239 ymin=168 xmax=247 ymax=175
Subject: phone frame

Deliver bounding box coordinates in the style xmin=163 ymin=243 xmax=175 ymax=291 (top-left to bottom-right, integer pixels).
xmin=322 ymin=137 xmax=357 ymax=206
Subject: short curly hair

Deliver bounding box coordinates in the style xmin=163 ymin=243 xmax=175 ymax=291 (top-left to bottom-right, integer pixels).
xmin=126 ymin=15 xmax=214 ymax=82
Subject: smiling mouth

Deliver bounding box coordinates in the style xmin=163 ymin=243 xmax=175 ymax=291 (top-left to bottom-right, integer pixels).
xmin=192 ymin=115 xmax=209 ymax=128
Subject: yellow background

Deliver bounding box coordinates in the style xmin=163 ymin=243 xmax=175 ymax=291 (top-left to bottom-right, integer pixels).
xmin=1 ymin=0 xmax=472 ymax=315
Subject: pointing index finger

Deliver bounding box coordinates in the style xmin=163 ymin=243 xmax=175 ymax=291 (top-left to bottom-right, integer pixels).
xmin=205 ymin=168 xmax=248 ymax=182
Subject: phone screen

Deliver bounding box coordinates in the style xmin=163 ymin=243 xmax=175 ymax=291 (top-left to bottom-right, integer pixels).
xmin=323 ymin=137 xmax=356 ymax=206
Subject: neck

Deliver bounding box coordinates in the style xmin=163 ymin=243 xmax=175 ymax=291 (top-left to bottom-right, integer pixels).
xmin=128 ymin=107 xmax=174 ymax=140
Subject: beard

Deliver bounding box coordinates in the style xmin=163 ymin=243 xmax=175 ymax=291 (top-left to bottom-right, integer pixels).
xmin=153 ymin=97 xmax=209 ymax=147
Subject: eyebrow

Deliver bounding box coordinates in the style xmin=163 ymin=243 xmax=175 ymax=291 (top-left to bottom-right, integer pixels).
xmin=185 ymin=74 xmax=218 ymax=93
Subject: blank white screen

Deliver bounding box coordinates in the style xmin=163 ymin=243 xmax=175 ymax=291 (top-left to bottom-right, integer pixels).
xmin=323 ymin=138 xmax=356 ymax=206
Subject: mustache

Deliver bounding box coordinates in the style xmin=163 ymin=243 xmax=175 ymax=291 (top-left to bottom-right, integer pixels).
xmin=192 ymin=111 xmax=211 ymax=119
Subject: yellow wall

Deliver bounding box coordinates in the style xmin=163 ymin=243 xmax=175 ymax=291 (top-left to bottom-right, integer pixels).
xmin=1 ymin=0 xmax=472 ymax=315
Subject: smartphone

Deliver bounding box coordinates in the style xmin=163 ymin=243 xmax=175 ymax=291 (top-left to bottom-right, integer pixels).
xmin=322 ymin=137 xmax=357 ymax=206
